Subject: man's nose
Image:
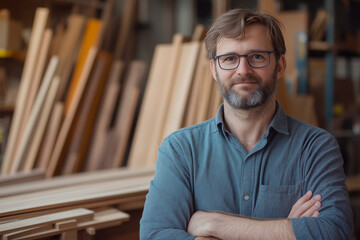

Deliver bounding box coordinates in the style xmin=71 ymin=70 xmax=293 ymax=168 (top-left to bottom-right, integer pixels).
xmin=235 ymin=57 xmax=253 ymax=75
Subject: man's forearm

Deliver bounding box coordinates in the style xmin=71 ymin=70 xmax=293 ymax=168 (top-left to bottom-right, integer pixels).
xmin=188 ymin=211 xmax=296 ymax=240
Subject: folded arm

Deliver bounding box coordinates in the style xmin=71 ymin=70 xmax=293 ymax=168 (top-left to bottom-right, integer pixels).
xmin=189 ymin=191 xmax=322 ymax=240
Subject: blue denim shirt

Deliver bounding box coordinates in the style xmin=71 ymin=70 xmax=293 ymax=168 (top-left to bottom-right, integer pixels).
xmin=140 ymin=103 xmax=353 ymax=240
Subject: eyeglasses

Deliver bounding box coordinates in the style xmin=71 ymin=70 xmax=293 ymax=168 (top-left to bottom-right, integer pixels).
xmin=214 ymin=51 xmax=276 ymax=70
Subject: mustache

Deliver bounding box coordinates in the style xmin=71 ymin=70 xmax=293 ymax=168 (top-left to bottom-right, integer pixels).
xmin=230 ymin=75 xmax=260 ymax=85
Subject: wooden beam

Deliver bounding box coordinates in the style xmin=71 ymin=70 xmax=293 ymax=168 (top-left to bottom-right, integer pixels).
xmin=0 ymin=208 xmax=94 ymax=235
xmin=2 ymin=209 xmax=129 ymax=240
xmin=46 ymin=47 xmax=98 ymax=178
xmin=107 ymin=60 xmax=146 ymax=168
xmin=36 ymin=102 xmax=64 ymax=170
xmin=10 ymin=56 xmax=59 ymax=174
xmin=2 ymin=8 xmax=49 ymax=174
xmin=84 ymin=60 xmax=124 ymax=171
xmin=0 ymin=176 xmax=152 ymax=218
xmin=61 ymin=52 xmax=112 ymax=175
xmin=0 ymin=167 xmax=154 ymax=198
xmin=161 ymin=41 xmax=200 ymax=139
xmin=22 ymin=76 xmax=61 ymax=172
xmin=55 ymin=14 xmax=86 ymax=101
xmin=114 ymin=0 xmax=138 ymax=59
xmin=128 ymin=35 xmax=184 ymax=168
xmin=22 ymin=29 xmax=53 ymax=133
xmin=0 ymin=169 xmax=45 ymax=187
xmin=64 ymin=19 xmax=102 ymax=114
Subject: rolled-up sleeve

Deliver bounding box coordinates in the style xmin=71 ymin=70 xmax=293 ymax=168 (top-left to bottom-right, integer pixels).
xmin=140 ymin=135 xmax=195 ymax=240
xmin=290 ymin=133 xmax=353 ymax=239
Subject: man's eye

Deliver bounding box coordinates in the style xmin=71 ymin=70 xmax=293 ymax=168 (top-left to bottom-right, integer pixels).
xmin=249 ymin=54 xmax=265 ymax=61
xmin=223 ymin=56 xmax=237 ymax=62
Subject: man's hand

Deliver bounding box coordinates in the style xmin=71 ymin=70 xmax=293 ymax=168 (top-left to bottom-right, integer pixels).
xmin=188 ymin=211 xmax=217 ymax=238
xmin=288 ymin=191 xmax=321 ymax=218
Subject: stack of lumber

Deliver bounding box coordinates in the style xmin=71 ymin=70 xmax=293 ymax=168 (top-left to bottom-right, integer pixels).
xmin=1 ymin=0 xmax=147 ymax=177
xmin=127 ymin=26 xmax=222 ymax=168
xmin=0 ymin=167 xmax=154 ymax=239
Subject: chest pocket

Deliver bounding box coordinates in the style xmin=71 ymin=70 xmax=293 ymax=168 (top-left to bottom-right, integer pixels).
xmin=253 ymin=184 xmax=298 ymax=219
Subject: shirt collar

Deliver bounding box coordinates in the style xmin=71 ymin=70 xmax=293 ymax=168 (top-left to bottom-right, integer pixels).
xmin=215 ymin=101 xmax=289 ymax=137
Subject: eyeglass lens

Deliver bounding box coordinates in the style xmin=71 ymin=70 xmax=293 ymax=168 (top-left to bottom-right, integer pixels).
xmin=218 ymin=52 xmax=270 ymax=69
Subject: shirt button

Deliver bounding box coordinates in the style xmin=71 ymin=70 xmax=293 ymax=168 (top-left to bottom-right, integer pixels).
xmin=244 ymin=195 xmax=250 ymax=201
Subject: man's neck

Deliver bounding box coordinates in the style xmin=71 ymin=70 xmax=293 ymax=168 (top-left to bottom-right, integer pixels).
xmin=223 ymin=98 xmax=276 ymax=153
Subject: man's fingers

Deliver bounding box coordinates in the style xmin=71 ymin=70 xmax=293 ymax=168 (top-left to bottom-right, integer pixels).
xmin=288 ymin=191 xmax=312 ymax=217
xmin=288 ymin=192 xmax=322 ymax=218
xmin=312 ymin=211 xmax=320 ymax=217
xmin=291 ymin=191 xmax=312 ymax=210
xmin=294 ymin=194 xmax=322 ymax=217
xmin=301 ymin=200 xmax=321 ymax=217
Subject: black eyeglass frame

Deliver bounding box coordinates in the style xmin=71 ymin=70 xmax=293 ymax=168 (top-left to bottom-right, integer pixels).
xmin=214 ymin=50 xmax=276 ymax=70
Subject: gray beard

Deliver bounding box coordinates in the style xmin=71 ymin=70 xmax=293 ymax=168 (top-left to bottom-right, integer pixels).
xmin=222 ymin=86 xmax=266 ymax=110
xmin=215 ymin=66 xmax=277 ymax=110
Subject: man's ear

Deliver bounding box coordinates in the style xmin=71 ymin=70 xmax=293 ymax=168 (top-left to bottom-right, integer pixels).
xmin=276 ymin=55 xmax=286 ymax=80
xmin=210 ymin=59 xmax=218 ymax=81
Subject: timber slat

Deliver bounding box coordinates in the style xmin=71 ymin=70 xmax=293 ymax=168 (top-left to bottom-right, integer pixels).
xmin=0 ymin=167 xmax=154 ymax=198
xmin=0 ymin=208 xmax=94 ymax=235
xmin=2 ymin=208 xmax=129 ymax=240
xmin=2 ymin=8 xmax=49 ymax=174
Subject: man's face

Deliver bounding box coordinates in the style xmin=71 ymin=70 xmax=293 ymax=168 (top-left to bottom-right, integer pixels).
xmin=210 ymin=24 xmax=284 ymax=110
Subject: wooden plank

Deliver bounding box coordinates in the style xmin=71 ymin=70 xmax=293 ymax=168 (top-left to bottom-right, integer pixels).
xmin=60 ymin=230 xmax=78 ymax=240
xmin=0 ymin=176 xmax=152 ymax=218
xmin=0 ymin=208 xmax=94 ymax=235
xmin=114 ymin=0 xmax=138 ymax=59
xmin=184 ymin=43 xmax=208 ymax=126
xmin=2 ymin=8 xmax=49 ymax=174
xmin=2 ymin=225 xmax=53 ymax=240
xmin=195 ymin=64 xmax=215 ymax=123
xmin=111 ymin=88 xmax=140 ymax=168
xmin=36 ymin=102 xmax=64 ymax=170
xmin=49 ymin=21 xmax=65 ymax=57
xmin=0 ymin=167 xmax=154 ymax=198
xmin=212 ymin=0 xmax=230 ymax=18
xmin=0 ymin=194 xmax=143 ymax=224
xmin=207 ymin=76 xmax=222 ymax=119
xmin=161 ymin=41 xmax=200 ymax=139
xmin=62 ymin=52 xmax=112 ymax=175
xmin=55 ymin=14 xmax=86 ymax=101
xmin=346 ymin=174 xmax=360 ymax=193
xmin=56 ymin=219 xmax=77 ymax=230
xmin=0 ymin=169 xmax=44 ymax=187
xmin=4 ymin=209 xmax=129 ymax=240
xmin=97 ymin=0 xmax=114 ymax=50
xmin=10 ymin=56 xmax=59 ymax=174
xmin=22 ymin=29 xmax=53 ymax=131
xmin=128 ymin=35 xmax=184 ymax=168
xmin=106 ymin=60 xmax=146 ymax=168
xmin=85 ymin=60 xmax=124 ymax=171
xmin=46 ymin=47 xmax=98 ymax=178
xmin=22 ymin=76 xmax=61 ymax=172
xmin=257 ymin=0 xmax=277 ymax=15
xmin=191 ymin=24 xmax=206 ymax=42
xmin=64 ymin=19 xmax=102 ymax=114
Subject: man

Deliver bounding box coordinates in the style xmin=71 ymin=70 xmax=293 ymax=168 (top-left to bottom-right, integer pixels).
xmin=140 ymin=8 xmax=353 ymax=239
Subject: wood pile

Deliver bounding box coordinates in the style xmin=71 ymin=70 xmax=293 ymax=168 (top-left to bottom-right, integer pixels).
xmin=0 ymin=1 xmax=223 ymax=176
xmin=128 ymin=26 xmax=222 ymax=168
xmin=0 ymin=0 xmax=149 ymax=177
xmin=0 ymin=167 xmax=154 ymax=239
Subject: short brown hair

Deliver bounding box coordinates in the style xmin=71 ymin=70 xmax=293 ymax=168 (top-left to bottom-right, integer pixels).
xmin=205 ymin=8 xmax=286 ymax=60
